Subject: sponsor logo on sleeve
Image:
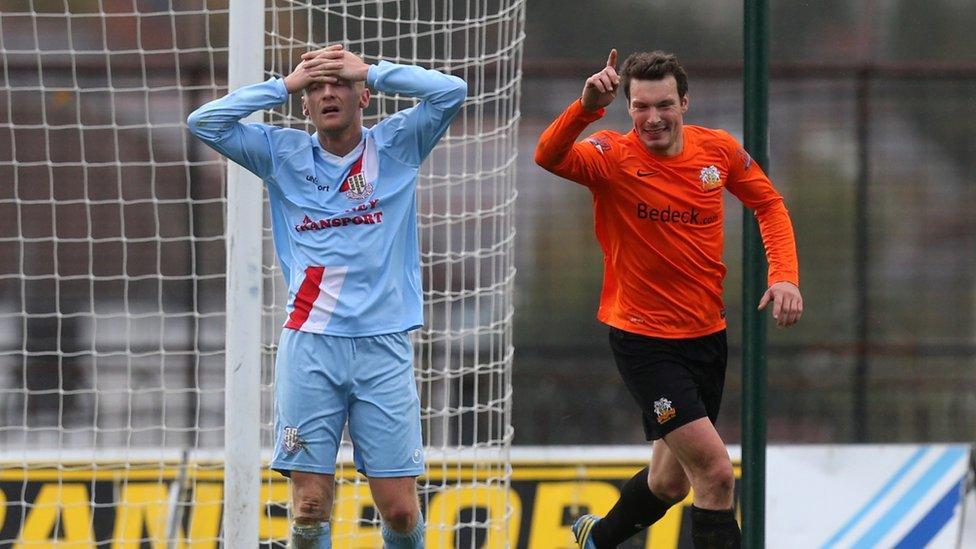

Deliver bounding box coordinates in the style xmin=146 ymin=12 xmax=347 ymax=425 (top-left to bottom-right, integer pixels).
xmin=585 ymin=136 xmax=611 ymax=155
xmin=738 ymin=148 xmax=753 ymax=170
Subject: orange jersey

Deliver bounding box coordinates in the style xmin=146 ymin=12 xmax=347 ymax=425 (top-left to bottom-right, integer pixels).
xmin=535 ymin=100 xmax=799 ymax=338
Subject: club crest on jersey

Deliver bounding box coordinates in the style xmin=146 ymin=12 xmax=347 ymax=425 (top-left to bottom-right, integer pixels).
xmin=653 ymin=397 xmax=676 ymax=424
xmin=699 ymin=165 xmax=723 ymax=191
xmin=340 ymin=172 xmax=373 ymax=200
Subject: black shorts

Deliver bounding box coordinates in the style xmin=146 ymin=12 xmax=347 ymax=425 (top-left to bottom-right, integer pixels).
xmin=608 ymin=327 xmax=728 ymax=440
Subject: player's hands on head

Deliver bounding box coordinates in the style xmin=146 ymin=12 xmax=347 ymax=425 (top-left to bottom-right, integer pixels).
xmin=301 ymin=44 xmax=370 ymax=84
xmin=284 ymin=44 xmax=340 ymax=93
xmin=284 ymin=44 xmax=371 ymax=93
xmin=581 ymin=49 xmax=619 ymax=112
xmin=758 ymin=281 xmax=803 ymax=328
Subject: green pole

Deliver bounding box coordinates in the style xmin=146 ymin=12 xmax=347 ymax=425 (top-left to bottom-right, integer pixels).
xmin=742 ymin=1 xmax=768 ymax=548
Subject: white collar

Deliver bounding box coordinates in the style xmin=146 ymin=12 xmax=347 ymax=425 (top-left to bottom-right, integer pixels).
xmin=315 ymin=130 xmax=367 ymax=164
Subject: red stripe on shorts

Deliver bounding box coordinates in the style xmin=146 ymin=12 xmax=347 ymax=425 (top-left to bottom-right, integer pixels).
xmin=284 ymin=266 xmax=324 ymax=330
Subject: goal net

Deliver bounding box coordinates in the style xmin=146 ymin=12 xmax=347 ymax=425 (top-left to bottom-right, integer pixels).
xmin=0 ymin=0 xmax=522 ymax=546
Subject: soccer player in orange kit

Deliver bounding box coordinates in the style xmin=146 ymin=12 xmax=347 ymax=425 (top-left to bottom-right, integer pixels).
xmin=535 ymin=49 xmax=803 ymax=549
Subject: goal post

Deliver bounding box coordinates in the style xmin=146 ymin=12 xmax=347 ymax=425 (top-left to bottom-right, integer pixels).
xmin=224 ymin=0 xmax=265 ymax=547
xmin=0 ymin=0 xmax=523 ymax=546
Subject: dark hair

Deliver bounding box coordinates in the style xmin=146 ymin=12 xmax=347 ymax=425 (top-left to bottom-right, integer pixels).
xmin=620 ymin=51 xmax=688 ymax=101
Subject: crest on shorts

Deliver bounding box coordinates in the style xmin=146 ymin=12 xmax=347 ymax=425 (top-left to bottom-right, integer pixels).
xmin=653 ymin=397 xmax=676 ymax=424
xmin=282 ymin=426 xmax=310 ymax=455
xmin=699 ymin=165 xmax=723 ymax=191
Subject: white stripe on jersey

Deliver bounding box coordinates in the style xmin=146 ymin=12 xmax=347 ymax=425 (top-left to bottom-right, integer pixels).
xmin=300 ymin=266 xmax=349 ymax=332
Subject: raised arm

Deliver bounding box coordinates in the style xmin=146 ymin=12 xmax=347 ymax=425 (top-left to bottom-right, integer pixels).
xmin=303 ymin=46 xmax=467 ymax=165
xmin=186 ymin=79 xmax=286 ymax=179
xmin=186 ymin=50 xmax=337 ymax=178
xmin=535 ymin=50 xmax=620 ymax=187
xmin=368 ymin=61 xmax=467 ymax=163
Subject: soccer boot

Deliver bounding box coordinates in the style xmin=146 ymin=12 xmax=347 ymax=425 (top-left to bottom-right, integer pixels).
xmin=572 ymin=514 xmax=601 ymax=549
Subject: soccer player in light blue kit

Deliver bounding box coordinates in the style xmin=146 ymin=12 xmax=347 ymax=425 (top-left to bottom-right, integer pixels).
xmin=187 ymin=44 xmax=466 ymax=549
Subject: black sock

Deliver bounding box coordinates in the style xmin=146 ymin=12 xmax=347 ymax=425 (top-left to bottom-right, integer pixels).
xmin=591 ymin=467 xmax=672 ymax=548
xmin=690 ymin=505 xmax=740 ymax=549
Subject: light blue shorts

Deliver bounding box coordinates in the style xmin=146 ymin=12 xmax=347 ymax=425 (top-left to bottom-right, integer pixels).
xmin=270 ymin=329 xmax=424 ymax=478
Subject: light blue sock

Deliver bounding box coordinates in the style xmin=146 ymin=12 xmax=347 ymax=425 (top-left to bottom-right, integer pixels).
xmin=290 ymin=521 xmax=331 ymax=549
xmin=381 ymin=514 xmax=425 ymax=549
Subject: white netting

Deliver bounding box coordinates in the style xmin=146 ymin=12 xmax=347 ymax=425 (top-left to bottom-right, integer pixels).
xmin=0 ymin=0 xmax=522 ymax=546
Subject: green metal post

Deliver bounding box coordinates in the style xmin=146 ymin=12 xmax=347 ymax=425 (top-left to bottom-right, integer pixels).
xmin=742 ymin=1 xmax=768 ymax=548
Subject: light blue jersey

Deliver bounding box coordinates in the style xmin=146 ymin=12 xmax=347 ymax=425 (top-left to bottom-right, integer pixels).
xmin=188 ymin=61 xmax=466 ymax=336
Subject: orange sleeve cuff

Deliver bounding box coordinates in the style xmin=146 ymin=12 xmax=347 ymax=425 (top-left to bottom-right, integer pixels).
xmin=768 ymin=274 xmax=800 ymax=288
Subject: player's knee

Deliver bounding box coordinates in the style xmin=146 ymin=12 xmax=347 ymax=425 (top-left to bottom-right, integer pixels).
xmin=649 ymin=474 xmax=691 ymax=505
xmin=698 ymin=460 xmax=735 ymax=498
xmin=294 ymin=494 xmax=332 ymax=523
xmin=381 ymin=502 xmax=419 ymax=532
xmin=292 ymin=474 xmax=335 ymax=523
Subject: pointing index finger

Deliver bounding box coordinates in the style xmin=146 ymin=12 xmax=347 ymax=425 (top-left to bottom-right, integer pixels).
xmin=607 ymin=48 xmax=618 ymax=69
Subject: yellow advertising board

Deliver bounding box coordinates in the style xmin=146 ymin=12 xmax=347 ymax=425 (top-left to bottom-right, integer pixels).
xmin=0 ymin=458 xmax=740 ymax=548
